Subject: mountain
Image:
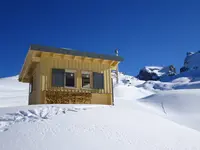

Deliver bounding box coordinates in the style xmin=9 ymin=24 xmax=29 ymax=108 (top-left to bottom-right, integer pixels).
xmin=136 ymin=51 xmax=200 ymax=83
xmin=0 ymin=74 xmax=200 ymax=150
xmin=180 ymin=51 xmax=200 ymax=73
xmin=136 ymin=65 xmax=176 ymax=81
xmin=160 ymin=51 xmax=200 ymax=82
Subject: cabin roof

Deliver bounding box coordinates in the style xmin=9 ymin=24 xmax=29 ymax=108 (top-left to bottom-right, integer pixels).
xmin=30 ymin=44 xmax=124 ymax=61
xmin=19 ymin=44 xmax=123 ymax=83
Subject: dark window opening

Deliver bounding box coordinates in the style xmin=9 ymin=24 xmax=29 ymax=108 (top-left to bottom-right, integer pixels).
xmin=82 ymin=73 xmax=90 ymax=88
xmin=65 ymin=72 xmax=75 ymax=87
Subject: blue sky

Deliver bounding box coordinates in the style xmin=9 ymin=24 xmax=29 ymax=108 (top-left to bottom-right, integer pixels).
xmin=0 ymin=0 xmax=200 ymax=77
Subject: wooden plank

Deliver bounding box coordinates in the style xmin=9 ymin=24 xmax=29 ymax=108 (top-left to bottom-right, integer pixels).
xmin=32 ymin=57 xmax=40 ymax=62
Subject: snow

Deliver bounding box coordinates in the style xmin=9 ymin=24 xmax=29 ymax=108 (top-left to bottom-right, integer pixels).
xmin=113 ymin=72 xmax=145 ymax=86
xmin=139 ymin=89 xmax=200 ymax=131
xmin=114 ymin=84 xmax=153 ymax=100
xmin=143 ymin=66 xmax=165 ymax=77
xmin=1 ymin=103 xmax=200 ymax=150
xmin=0 ymin=74 xmax=200 ymax=149
xmin=141 ymin=76 xmax=200 ymax=91
xmin=0 ymin=76 xmax=28 ymax=107
xmin=161 ymin=69 xmax=200 ymax=82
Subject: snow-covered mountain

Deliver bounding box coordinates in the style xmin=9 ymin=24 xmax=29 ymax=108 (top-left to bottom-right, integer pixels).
xmin=136 ymin=65 xmax=176 ymax=81
xmin=180 ymin=51 xmax=200 ymax=72
xmin=0 ymin=73 xmax=200 ymax=150
xmin=136 ymin=51 xmax=200 ymax=82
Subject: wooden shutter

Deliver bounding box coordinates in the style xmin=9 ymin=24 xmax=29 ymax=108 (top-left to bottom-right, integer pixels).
xmin=93 ymin=72 xmax=104 ymax=89
xmin=52 ymin=69 xmax=65 ymax=87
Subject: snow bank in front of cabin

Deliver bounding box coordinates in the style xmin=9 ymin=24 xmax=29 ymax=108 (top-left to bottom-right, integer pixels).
xmin=1 ymin=103 xmax=200 ymax=150
xmin=114 ymin=84 xmax=153 ymax=100
xmin=0 ymin=106 xmax=87 ymax=132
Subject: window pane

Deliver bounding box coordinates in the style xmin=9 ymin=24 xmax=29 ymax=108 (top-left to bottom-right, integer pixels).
xmin=65 ymin=72 xmax=75 ymax=87
xmin=82 ymin=73 xmax=90 ymax=88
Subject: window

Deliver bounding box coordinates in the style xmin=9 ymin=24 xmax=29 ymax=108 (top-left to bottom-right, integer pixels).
xmin=65 ymin=72 xmax=75 ymax=87
xmin=93 ymin=72 xmax=104 ymax=89
xmin=82 ymin=72 xmax=91 ymax=88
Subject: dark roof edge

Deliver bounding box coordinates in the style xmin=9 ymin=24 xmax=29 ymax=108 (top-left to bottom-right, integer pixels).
xmin=30 ymin=44 xmax=124 ymax=62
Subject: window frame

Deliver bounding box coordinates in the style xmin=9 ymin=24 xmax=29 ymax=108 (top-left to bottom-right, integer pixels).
xmin=81 ymin=71 xmax=92 ymax=89
xmin=64 ymin=69 xmax=76 ymax=88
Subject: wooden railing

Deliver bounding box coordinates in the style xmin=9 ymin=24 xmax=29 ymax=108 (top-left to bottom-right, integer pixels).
xmin=44 ymin=87 xmax=92 ymax=104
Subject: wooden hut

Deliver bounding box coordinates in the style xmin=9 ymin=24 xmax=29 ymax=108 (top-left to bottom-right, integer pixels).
xmin=19 ymin=44 xmax=123 ymax=105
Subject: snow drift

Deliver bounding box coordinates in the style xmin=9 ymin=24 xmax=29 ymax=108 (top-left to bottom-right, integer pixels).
xmin=1 ymin=103 xmax=200 ymax=150
xmin=139 ymin=89 xmax=200 ymax=131
xmin=0 ymin=76 xmax=28 ymax=107
xmin=141 ymin=77 xmax=200 ymax=91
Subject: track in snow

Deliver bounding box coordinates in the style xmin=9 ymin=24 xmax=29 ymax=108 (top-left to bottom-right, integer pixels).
xmin=0 ymin=106 xmax=85 ymax=132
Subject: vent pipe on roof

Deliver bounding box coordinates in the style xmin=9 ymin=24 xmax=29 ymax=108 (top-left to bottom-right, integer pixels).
xmin=115 ymin=49 xmax=119 ymax=84
xmin=115 ymin=49 xmax=119 ymax=56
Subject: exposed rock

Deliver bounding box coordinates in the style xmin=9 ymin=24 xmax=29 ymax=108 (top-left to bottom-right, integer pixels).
xmin=137 ymin=65 xmax=176 ymax=81
xmin=180 ymin=51 xmax=200 ymax=73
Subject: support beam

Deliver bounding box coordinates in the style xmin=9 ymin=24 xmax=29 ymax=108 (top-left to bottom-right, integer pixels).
xmin=21 ymin=51 xmax=33 ymax=82
xmin=82 ymin=57 xmax=86 ymax=62
xmin=111 ymin=61 xmax=119 ymax=66
xmin=110 ymin=61 xmax=115 ymax=66
xmin=41 ymin=52 xmax=50 ymax=57
xmin=100 ymin=59 xmax=105 ymax=64
xmin=61 ymin=55 xmax=65 ymax=59
xmin=32 ymin=57 xmax=40 ymax=62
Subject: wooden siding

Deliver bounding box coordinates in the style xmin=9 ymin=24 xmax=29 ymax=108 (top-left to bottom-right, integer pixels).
xmin=35 ymin=64 xmax=41 ymax=104
xmin=91 ymin=93 xmax=112 ymax=105
xmin=28 ymin=64 xmax=41 ymax=104
xmin=39 ymin=54 xmax=112 ymax=95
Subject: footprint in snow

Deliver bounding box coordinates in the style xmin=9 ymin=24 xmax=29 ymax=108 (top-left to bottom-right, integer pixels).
xmin=0 ymin=106 xmax=86 ymax=132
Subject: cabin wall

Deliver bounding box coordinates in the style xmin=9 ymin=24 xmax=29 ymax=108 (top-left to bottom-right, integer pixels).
xmin=28 ymin=64 xmax=41 ymax=104
xmin=28 ymin=69 xmax=36 ymax=104
xmin=35 ymin=64 xmax=41 ymax=104
xmin=91 ymin=93 xmax=112 ymax=105
xmin=39 ymin=55 xmax=113 ymax=105
xmin=40 ymin=55 xmax=112 ymax=94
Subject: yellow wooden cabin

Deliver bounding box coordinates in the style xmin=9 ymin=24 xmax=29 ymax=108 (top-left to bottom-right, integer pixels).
xmin=19 ymin=45 xmax=123 ymax=105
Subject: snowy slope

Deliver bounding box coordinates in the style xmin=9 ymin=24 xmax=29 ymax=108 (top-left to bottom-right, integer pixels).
xmin=141 ymin=77 xmax=200 ymax=91
xmin=0 ymin=75 xmax=200 ymax=149
xmin=139 ymin=89 xmax=200 ymax=132
xmin=1 ymin=103 xmax=200 ymax=150
xmin=0 ymin=76 xmax=28 ymax=107
xmin=113 ymin=72 xmax=145 ymax=86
